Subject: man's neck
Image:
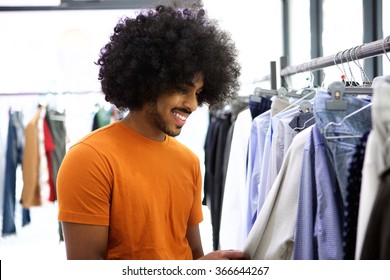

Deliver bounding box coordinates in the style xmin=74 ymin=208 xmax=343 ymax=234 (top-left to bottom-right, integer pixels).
xmin=120 ymin=111 xmax=166 ymax=142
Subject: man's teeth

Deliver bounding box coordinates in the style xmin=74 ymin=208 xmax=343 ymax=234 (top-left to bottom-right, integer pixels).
xmin=174 ymin=112 xmax=187 ymax=121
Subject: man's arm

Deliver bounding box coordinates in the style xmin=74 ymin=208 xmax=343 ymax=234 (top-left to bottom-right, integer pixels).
xmin=186 ymin=224 xmax=250 ymax=260
xmin=186 ymin=224 xmax=205 ymax=259
xmin=61 ymin=222 xmax=109 ymax=260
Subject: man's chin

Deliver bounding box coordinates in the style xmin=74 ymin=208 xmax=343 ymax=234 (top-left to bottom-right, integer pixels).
xmin=166 ymin=126 xmax=182 ymax=137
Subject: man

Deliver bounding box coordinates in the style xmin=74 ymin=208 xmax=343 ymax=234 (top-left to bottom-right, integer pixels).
xmin=57 ymin=4 xmax=247 ymax=260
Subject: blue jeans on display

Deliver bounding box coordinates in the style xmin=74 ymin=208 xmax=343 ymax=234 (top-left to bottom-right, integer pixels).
xmin=2 ymin=111 xmax=24 ymax=236
xmin=313 ymin=90 xmax=372 ymax=208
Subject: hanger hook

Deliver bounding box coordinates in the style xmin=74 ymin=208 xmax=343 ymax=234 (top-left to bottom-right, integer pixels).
xmin=334 ymin=51 xmax=345 ymax=81
xmin=356 ymin=44 xmax=372 ymax=85
xmin=340 ymin=49 xmax=350 ymax=82
xmin=382 ymin=35 xmax=390 ymax=63
xmin=351 ymin=44 xmax=370 ymax=85
xmin=350 ymin=46 xmax=363 ymax=83
xmin=309 ymin=59 xmax=316 ymax=88
xmin=346 ymin=48 xmax=356 ymax=85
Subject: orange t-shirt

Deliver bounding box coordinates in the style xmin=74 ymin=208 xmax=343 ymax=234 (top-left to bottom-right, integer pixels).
xmin=57 ymin=122 xmax=203 ymax=259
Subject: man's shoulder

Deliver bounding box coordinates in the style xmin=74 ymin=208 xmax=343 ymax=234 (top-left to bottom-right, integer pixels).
xmin=168 ymin=137 xmax=199 ymax=161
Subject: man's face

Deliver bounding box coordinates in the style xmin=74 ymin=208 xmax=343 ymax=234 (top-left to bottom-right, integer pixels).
xmin=145 ymin=73 xmax=204 ymax=137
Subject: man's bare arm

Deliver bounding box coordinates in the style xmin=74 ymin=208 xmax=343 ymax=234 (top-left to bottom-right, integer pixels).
xmin=186 ymin=224 xmax=250 ymax=260
xmin=61 ymin=222 xmax=109 ymax=260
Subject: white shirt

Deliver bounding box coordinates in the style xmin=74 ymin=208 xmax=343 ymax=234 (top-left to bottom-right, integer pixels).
xmin=244 ymin=125 xmax=312 ymax=259
xmin=219 ymin=108 xmax=252 ymax=250
xmin=356 ymin=78 xmax=390 ymax=259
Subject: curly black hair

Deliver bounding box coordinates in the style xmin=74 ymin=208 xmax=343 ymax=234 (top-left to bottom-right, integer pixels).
xmin=96 ymin=4 xmax=241 ymax=111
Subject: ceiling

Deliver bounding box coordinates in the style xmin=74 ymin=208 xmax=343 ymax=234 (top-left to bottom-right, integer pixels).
xmin=0 ymin=0 xmax=200 ymax=11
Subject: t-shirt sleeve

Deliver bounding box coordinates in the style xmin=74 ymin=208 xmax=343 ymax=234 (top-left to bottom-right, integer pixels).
xmin=188 ymin=157 xmax=204 ymax=226
xmin=57 ymin=142 xmax=112 ymax=226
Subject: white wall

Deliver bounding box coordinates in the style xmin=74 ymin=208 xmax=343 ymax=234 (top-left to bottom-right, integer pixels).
xmin=0 ymin=9 xmax=138 ymax=94
xmin=0 ymin=2 xmax=284 ymax=167
xmin=203 ymin=0 xmax=283 ymax=94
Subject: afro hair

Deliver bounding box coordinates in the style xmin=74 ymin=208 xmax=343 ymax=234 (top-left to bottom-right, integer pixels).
xmin=96 ymin=4 xmax=241 ymax=111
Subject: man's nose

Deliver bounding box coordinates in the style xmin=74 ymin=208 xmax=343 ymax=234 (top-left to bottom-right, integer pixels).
xmin=184 ymin=91 xmax=198 ymax=112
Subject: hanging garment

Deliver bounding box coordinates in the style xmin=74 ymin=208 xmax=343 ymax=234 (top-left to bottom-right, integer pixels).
xmin=343 ymin=131 xmax=369 ymax=259
xmin=0 ymin=104 xmax=8 ymax=219
xmin=45 ymin=109 xmax=67 ymax=201
xmin=221 ymin=120 xmax=234 ymax=192
xmin=203 ymin=113 xmax=220 ymax=208
xmin=294 ymin=88 xmax=372 ymax=260
xmin=245 ymin=110 xmax=271 ymax=236
xmin=315 ymin=90 xmax=372 ymax=209
xmin=264 ymin=108 xmax=300 ymax=202
xmin=221 ymin=99 xmax=261 ymax=210
xmin=243 ymin=97 xmax=273 ymax=235
xmin=246 ymin=97 xmax=291 ymax=230
xmin=219 ymin=108 xmax=252 ymax=250
xmin=21 ymin=106 xmax=43 ymax=208
xmin=257 ymin=105 xmax=299 ymax=215
xmin=252 ymin=97 xmax=291 ymax=218
xmin=249 ymin=96 xmax=272 ymax=120
xmin=356 ymin=76 xmax=390 ymax=259
xmin=2 ymin=110 xmax=24 ymax=236
xmin=293 ymin=124 xmax=343 ymax=260
xmin=45 ymin=109 xmax=67 ymax=242
xmin=360 ymin=167 xmax=390 ymax=259
xmin=244 ymin=125 xmax=313 ymax=259
xmin=203 ymin=109 xmax=232 ymax=250
xmin=203 ymin=99 xmax=250 ymax=250
xmin=43 ymin=118 xmax=56 ymax=202
xmin=92 ymin=106 xmax=113 ymax=131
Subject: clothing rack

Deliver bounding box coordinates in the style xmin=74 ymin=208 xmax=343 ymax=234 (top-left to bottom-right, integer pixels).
xmin=280 ymin=35 xmax=390 ymax=77
xmin=0 ymin=91 xmax=103 ymax=96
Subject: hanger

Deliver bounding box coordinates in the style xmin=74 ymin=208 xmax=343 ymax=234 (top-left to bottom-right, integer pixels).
xmin=326 ymin=80 xmax=372 ymax=110
xmin=299 ymin=100 xmax=313 ymax=113
xmin=288 ymin=100 xmax=315 ymax=132
xmin=293 ymin=116 xmax=315 ymax=132
xmin=323 ymin=102 xmax=372 ymax=139
xmin=254 ymin=86 xmax=315 ymax=101
xmin=277 ymin=87 xmax=316 ymax=114
xmin=333 ymin=50 xmax=347 ymax=83
xmin=351 ymin=45 xmax=372 ymax=86
xmin=253 ymin=87 xmax=280 ymax=98
xmin=345 ymin=48 xmax=359 ymax=85
xmin=277 ymin=59 xmax=317 ymax=114
xmin=249 ymin=94 xmax=263 ymax=103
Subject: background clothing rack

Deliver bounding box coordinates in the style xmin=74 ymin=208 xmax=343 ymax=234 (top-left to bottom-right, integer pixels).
xmin=280 ymin=35 xmax=390 ymax=78
xmin=0 ymin=91 xmax=103 ymax=96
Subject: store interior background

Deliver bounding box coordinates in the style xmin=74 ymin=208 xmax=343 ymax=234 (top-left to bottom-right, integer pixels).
xmin=0 ymin=0 xmax=389 ymax=260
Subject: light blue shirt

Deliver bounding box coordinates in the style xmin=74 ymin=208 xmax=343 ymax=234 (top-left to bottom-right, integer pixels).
xmin=293 ymin=125 xmax=344 ymax=259
xmin=257 ymin=106 xmax=299 ymax=214
xmin=245 ymin=110 xmax=270 ymax=236
xmin=265 ymin=111 xmax=299 ymax=200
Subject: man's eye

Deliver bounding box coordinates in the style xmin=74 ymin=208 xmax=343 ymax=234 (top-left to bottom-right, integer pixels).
xmin=176 ymin=87 xmax=188 ymax=94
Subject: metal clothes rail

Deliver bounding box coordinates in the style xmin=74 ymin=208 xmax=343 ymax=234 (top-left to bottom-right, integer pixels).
xmin=280 ymin=35 xmax=390 ymax=77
